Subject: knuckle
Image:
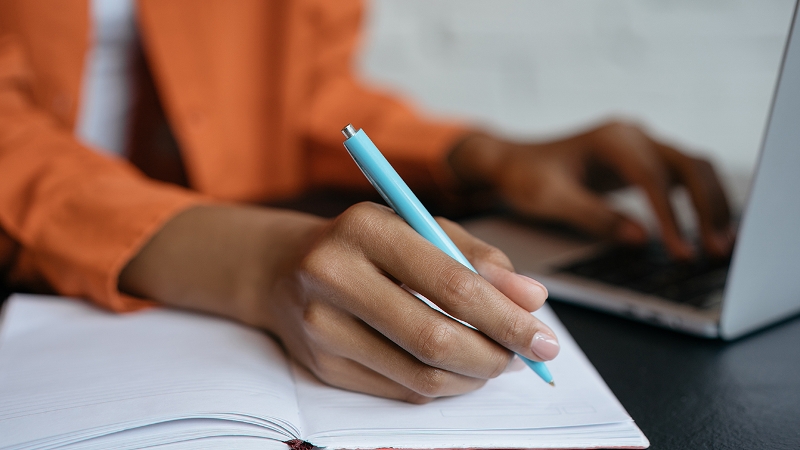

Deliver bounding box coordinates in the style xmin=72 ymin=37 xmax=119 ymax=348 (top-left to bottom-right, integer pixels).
xmin=600 ymin=119 xmax=642 ymax=136
xmin=475 ymin=244 xmax=513 ymax=271
xmin=496 ymin=310 xmax=527 ymax=349
xmin=336 ymin=202 xmax=387 ymax=240
xmin=297 ymin=251 xmax=350 ymax=307
xmin=592 ymin=120 xmax=651 ymax=156
xmin=691 ymin=156 xmax=715 ymax=175
xmin=299 ymin=302 xmax=341 ymax=354
xmin=414 ymin=320 xmax=456 ymax=366
xmin=342 ymin=201 xmax=379 ymax=220
xmin=301 ymin=301 xmax=326 ymax=334
xmin=488 ymin=351 xmax=515 ymax=379
xmin=440 ymin=266 xmax=481 ymax=309
xmin=299 ymin=250 xmax=338 ymax=285
xmin=410 ymin=366 xmax=449 ymax=397
xmin=674 ymin=155 xmax=715 ymax=186
xmin=332 ymin=202 xmax=406 ymax=257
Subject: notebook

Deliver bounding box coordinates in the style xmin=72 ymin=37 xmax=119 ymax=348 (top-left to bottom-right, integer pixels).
xmin=464 ymin=0 xmax=800 ymax=339
xmin=0 ymin=294 xmax=648 ymax=449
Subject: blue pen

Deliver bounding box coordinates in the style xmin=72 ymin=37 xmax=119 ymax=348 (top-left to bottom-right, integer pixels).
xmin=341 ymin=124 xmax=554 ymax=386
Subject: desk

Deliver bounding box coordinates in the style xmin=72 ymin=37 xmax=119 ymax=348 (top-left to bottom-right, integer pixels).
xmin=550 ymin=301 xmax=800 ymax=449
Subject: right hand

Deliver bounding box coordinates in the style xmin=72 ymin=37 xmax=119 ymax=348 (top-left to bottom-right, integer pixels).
xmin=266 ymin=202 xmax=557 ymax=403
xmin=120 ymin=203 xmax=558 ymax=403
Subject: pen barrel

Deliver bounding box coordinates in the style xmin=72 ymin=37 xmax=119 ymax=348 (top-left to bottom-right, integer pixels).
xmin=342 ymin=126 xmax=553 ymax=386
xmin=343 ymin=129 xmax=476 ymax=271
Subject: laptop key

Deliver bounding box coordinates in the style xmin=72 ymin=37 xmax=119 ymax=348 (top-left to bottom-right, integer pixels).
xmin=558 ymin=242 xmax=730 ymax=309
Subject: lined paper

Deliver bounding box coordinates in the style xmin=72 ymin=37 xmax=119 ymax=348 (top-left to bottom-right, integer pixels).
xmin=0 ymin=295 xmax=301 ymax=449
xmin=295 ymin=305 xmax=647 ymax=449
xmin=0 ymin=294 xmax=648 ymax=449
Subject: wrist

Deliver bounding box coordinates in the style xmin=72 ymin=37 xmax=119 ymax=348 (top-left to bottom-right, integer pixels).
xmin=119 ymin=205 xmax=327 ymax=332
xmin=248 ymin=209 xmax=329 ymax=333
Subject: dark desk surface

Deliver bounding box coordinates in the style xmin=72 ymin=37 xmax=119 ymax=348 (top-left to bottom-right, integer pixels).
xmin=549 ymin=300 xmax=800 ymax=450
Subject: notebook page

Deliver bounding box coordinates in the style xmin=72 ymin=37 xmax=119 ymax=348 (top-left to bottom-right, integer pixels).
xmin=0 ymin=295 xmax=302 ymax=449
xmin=65 ymin=419 xmax=290 ymax=450
xmin=295 ymin=304 xmax=646 ymax=448
xmin=314 ymin=423 xmax=649 ymax=450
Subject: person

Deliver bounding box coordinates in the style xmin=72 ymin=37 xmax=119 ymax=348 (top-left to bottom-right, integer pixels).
xmin=0 ymin=0 xmax=732 ymax=403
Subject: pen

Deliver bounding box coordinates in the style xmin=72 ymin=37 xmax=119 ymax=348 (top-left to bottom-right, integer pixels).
xmin=341 ymin=124 xmax=554 ymax=386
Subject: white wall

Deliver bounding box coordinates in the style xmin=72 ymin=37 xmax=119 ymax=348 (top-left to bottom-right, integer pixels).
xmin=357 ymin=0 xmax=795 ymax=175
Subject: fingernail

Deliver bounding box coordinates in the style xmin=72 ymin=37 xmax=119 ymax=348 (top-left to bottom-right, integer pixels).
xmin=515 ymin=273 xmax=548 ymax=298
xmin=530 ymin=331 xmax=560 ymax=361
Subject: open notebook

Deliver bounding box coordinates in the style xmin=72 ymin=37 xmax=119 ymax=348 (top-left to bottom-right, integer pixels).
xmin=0 ymin=294 xmax=648 ymax=449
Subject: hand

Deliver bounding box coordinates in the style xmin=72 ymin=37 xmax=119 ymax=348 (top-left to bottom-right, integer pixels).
xmin=448 ymin=120 xmax=733 ymax=259
xmin=120 ymin=203 xmax=557 ymax=403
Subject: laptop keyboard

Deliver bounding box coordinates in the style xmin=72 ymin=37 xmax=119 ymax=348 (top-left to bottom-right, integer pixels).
xmin=556 ymin=242 xmax=731 ymax=309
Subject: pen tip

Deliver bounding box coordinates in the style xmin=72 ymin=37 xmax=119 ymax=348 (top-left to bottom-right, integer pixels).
xmin=549 ymin=381 xmax=555 ymax=387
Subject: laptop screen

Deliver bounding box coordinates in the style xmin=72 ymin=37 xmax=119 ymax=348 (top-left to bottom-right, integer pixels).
xmin=720 ymin=0 xmax=800 ymax=339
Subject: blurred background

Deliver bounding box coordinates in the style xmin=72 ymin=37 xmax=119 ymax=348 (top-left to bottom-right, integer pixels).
xmin=357 ymin=0 xmax=795 ymax=206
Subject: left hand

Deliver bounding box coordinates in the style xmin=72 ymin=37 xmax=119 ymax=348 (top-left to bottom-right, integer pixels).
xmin=447 ymin=120 xmax=733 ymax=259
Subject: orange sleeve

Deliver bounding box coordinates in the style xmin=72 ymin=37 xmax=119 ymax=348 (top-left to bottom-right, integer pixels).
xmin=0 ymin=36 xmax=207 ymax=312
xmin=296 ymin=0 xmax=470 ymax=193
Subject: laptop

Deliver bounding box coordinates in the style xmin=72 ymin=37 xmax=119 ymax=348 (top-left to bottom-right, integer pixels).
xmin=464 ymin=1 xmax=800 ymax=340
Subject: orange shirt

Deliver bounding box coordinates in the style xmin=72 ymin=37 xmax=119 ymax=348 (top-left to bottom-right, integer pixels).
xmin=0 ymin=0 xmax=466 ymax=311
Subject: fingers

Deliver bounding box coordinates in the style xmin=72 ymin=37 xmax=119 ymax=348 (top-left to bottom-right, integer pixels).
xmin=304 ymin=304 xmax=489 ymax=400
xmin=495 ymin=143 xmax=650 ymax=248
xmin=436 ymin=218 xmax=549 ymax=312
xmin=320 ymin=254 xmax=516 ymax=378
xmin=307 ymin=356 xmax=435 ymax=404
xmin=347 ymin=212 xmax=559 ymax=362
xmin=475 ymin=121 xmax=732 ymax=260
xmin=587 ymin=122 xmax=695 ymax=258
xmin=524 ymin=177 xmax=649 ymax=246
xmin=302 ymin=205 xmax=518 ymax=378
xmin=397 ymin=259 xmax=559 ymax=363
xmin=652 ymin=141 xmax=733 ymax=257
xmin=326 ymin=202 xmax=559 ymax=361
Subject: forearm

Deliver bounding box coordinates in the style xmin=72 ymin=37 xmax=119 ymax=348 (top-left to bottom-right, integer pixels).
xmin=1 ymin=42 xmax=205 ymax=309
xmin=119 ymin=205 xmax=326 ymax=330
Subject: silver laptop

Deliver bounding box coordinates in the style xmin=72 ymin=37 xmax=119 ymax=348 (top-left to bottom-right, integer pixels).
xmin=464 ymin=1 xmax=800 ymax=340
